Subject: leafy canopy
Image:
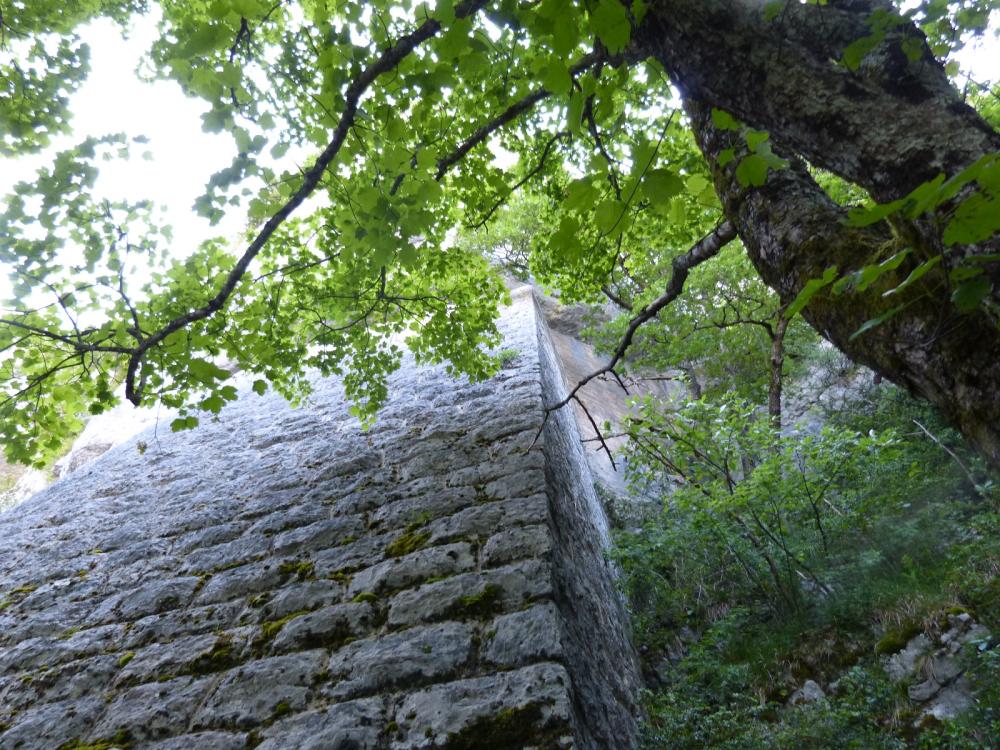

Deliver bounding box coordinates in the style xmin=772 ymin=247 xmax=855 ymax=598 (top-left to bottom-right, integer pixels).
xmin=0 ymin=0 xmax=996 ymax=464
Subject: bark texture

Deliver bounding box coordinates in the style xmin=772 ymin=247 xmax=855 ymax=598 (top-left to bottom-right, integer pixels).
xmin=689 ymin=99 xmax=1000 ymax=468
xmin=630 ymin=0 xmax=1000 ymax=467
xmin=637 ymin=0 xmax=1000 ymax=201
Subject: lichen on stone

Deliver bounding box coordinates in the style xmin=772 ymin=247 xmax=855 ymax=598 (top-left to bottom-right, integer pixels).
xmin=183 ymin=635 xmax=238 ymax=675
xmin=257 ymin=610 xmax=310 ymax=646
xmin=875 ymin=624 xmax=923 ymax=655
xmin=56 ymin=729 xmax=132 ymax=750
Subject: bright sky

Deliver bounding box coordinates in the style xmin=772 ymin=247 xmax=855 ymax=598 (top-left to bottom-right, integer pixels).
xmin=0 ymin=8 xmax=998 ymax=305
xmin=0 ymin=13 xmax=243 ymax=267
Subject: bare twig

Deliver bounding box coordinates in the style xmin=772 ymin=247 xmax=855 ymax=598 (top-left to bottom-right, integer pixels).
xmin=435 ymin=50 xmax=603 ymax=181
xmin=0 ymin=318 xmax=131 ymax=354
xmin=546 ymin=220 xmax=735 ymax=414
xmin=573 ymin=395 xmax=617 ymax=471
xmin=912 ymin=419 xmax=987 ymax=499
xmin=584 ymin=94 xmax=622 ymax=200
xmin=469 ymin=130 xmax=569 ymax=228
xmin=530 ymin=220 xmax=736 ymax=452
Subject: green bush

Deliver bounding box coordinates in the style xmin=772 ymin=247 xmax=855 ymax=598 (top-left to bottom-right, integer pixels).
xmin=615 ymin=387 xmax=1000 ymax=749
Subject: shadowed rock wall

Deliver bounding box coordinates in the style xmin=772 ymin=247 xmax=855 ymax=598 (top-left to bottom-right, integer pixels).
xmin=0 ymin=287 xmax=640 ymax=750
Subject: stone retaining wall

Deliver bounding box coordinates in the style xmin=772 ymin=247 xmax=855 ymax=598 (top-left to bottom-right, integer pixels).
xmin=0 ymin=287 xmax=640 ymax=749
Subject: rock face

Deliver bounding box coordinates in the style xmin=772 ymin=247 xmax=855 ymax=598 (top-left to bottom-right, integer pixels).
xmin=882 ymin=612 xmax=991 ymax=723
xmin=0 ymin=287 xmax=640 ymax=750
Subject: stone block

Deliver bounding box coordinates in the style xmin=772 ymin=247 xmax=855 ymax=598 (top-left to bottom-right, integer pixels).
xmin=424 ymin=495 xmax=549 ymax=545
xmin=86 ymin=575 xmax=203 ymax=625
xmin=256 ymin=697 xmax=386 ymax=750
xmin=194 ymin=559 xmax=288 ymax=606
xmin=347 ymin=542 xmax=475 ymax=596
xmin=324 ymin=622 xmax=473 ymax=700
xmin=0 ymin=696 xmax=104 ymax=750
xmin=483 ymin=602 xmax=564 ymax=668
xmin=141 ymin=731 xmax=249 ymax=750
xmin=391 ymin=662 xmax=575 ymax=749
xmin=180 ymin=536 xmax=268 ymax=575
xmin=271 ymin=516 xmax=367 ymax=557
xmin=368 ymin=487 xmax=476 ymax=532
xmin=251 ymin=579 xmax=345 ymax=621
xmin=124 ymin=601 xmax=243 ymax=649
xmin=387 ymin=560 xmax=553 ymax=628
xmin=193 ymin=650 xmax=327 ymax=730
xmin=269 ymin=602 xmax=375 ymax=654
xmin=114 ymin=632 xmax=222 ymax=686
xmin=482 ymin=524 xmax=552 ymax=567
xmin=90 ymin=676 xmax=215 ymax=743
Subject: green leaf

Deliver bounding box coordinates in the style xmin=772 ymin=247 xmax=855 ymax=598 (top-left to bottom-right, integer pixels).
xmin=564 ymin=177 xmax=600 ymax=212
xmin=200 ymin=395 xmax=226 ymax=413
xmin=433 ymin=0 xmax=456 ymax=23
xmin=542 ymin=62 xmax=573 ymax=96
xmin=746 ymin=129 xmax=769 ymax=152
xmin=188 ymin=358 xmax=231 ymax=384
xmin=763 ymin=1 xmax=786 ymax=22
xmin=883 ymin=255 xmax=941 ymax=297
xmin=943 ymin=193 xmax=1000 ymax=246
xmin=845 ymin=199 xmax=905 ymax=227
xmin=590 ymin=0 xmax=631 ymax=54
xmin=567 ymin=90 xmax=585 ymax=133
xmin=632 ymin=0 xmax=648 ymax=25
xmin=841 ymin=31 xmax=885 ymax=71
xmin=834 ymin=248 xmax=911 ymax=294
xmin=594 ymin=199 xmax=623 ymax=234
xmin=552 ymin=18 xmax=579 ymax=56
xmin=170 ymin=416 xmax=200 ymax=432
xmin=551 ymin=215 xmax=582 ymax=260
xmin=252 ymin=379 xmax=267 ymax=395
xmin=438 ymin=19 xmax=471 ymax=58
xmin=735 ymin=154 xmax=769 ymax=187
xmin=785 ymin=265 xmax=839 ymax=318
xmin=641 ymin=168 xmax=684 ymax=205
xmin=849 ymin=305 xmax=905 ymax=340
xmin=686 ymin=174 xmax=709 ymax=194
xmin=951 ymin=274 xmax=992 ymax=312
xmin=711 ymin=108 xmax=741 ymax=131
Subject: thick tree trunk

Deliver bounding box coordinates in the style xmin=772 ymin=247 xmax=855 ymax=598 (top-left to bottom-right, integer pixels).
xmin=688 ymin=99 xmax=1000 ymax=468
xmin=632 ymin=0 xmax=1000 ymax=468
xmin=637 ymin=0 xmax=1000 ymax=201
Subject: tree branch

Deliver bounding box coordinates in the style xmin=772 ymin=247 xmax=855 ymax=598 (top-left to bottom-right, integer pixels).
xmin=545 ymin=220 xmax=735 ymax=414
xmin=122 ymin=0 xmax=488 ymax=405
xmin=469 ymin=129 xmax=569 ymax=228
xmin=531 ymin=220 xmax=736 ymax=455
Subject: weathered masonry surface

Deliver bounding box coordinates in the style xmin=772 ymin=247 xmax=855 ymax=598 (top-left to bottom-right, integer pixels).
xmin=0 ymin=288 xmax=641 ymax=750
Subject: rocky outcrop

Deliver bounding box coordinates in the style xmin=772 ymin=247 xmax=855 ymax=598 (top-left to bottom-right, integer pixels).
xmin=0 ymin=288 xmax=640 ymax=749
xmin=883 ymin=613 xmax=992 ymax=723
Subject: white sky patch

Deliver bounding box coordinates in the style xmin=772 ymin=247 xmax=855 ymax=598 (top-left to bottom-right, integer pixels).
xmin=0 ymin=12 xmax=245 ymax=302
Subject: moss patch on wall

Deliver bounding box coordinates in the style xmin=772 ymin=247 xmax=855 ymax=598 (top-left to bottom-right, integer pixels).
xmin=385 ymin=530 xmax=431 ymax=558
xmin=441 ymin=704 xmax=566 ymax=750
xmin=445 ymin=585 xmax=503 ymax=620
